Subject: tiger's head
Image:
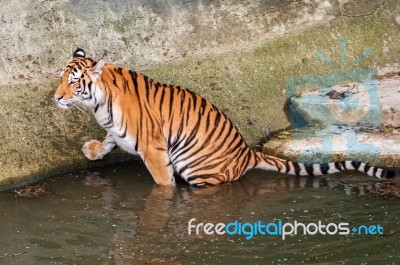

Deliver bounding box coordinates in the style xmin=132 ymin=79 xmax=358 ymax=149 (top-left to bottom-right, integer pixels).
xmin=54 ymin=48 xmax=105 ymax=109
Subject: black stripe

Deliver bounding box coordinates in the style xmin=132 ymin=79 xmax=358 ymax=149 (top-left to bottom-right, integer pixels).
xmin=87 ymin=81 xmax=93 ymax=99
xmin=172 ymin=139 xmax=199 ymax=162
xmin=320 ymin=165 xmax=329 ymax=175
xmin=186 ymin=97 xmax=192 ymax=125
xmin=134 ymin=124 xmax=139 ymax=152
xmin=222 ymin=131 xmax=240 ymax=154
xmin=80 ymin=60 xmax=87 ymax=68
xmin=119 ymin=122 xmax=128 ymax=138
xmin=351 ymin=161 xmax=361 ymax=170
xmin=222 ymin=138 xmax=245 ymax=166
xmin=182 ymin=114 xmax=202 ymax=144
xmin=285 ymin=160 xmax=290 ymax=174
xmin=170 ymin=122 xmax=200 ymax=156
xmin=178 ymin=148 xmax=220 ymax=175
xmin=214 ymin=121 xmax=234 ymax=151
xmin=155 ymin=147 xmax=167 ymax=151
xmin=112 ymin=70 xmax=118 ymax=87
xmin=153 ymin=82 xmax=160 ymax=102
xmin=159 ymin=88 xmax=166 ymax=114
xmin=177 ymin=120 xmax=229 ymax=174
xmin=170 ymin=129 xmax=190 ymax=156
xmin=93 ymin=83 xmax=97 ymax=106
xmin=108 ymin=91 xmax=113 ymax=124
xmin=214 ymin=111 xmax=221 ymax=126
xmin=199 ymin=119 xmax=219 ymax=148
xmin=176 ymin=111 xmax=221 ymax=165
xmin=143 ymin=104 xmax=155 ymax=131
xmin=179 ymin=90 xmax=186 ymax=112
xmin=268 ymin=156 xmax=281 ymax=172
xmin=200 ymin=98 xmax=207 ymax=115
xmin=188 ymin=161 xmax=226 ymax=176
xmin=169 ymin=88 xmax=174 ymax=120
xmin=144 ymin=75 xmax=150 ymax=101
xmin=191 ymin=92 xmax=197 ymax=111
xmin=335 ymin=162 xmax=342 ymax=171
xmin=171 ymin=117 xmax=201 ymax=156
xmin=102 ymin=86 xmax=113 ymax=128
xmin=293 ymin=161 xmax=301 ymax=176
xmin=130 ymin=70 xmax=138 ymax=91
xmin=174 ymin=116 xmax=226 ymax=162
xmin=82 ymin=79 xmax=86 ymax=92
xmin=169 ymin=117 xmax=185 ymax=149
xmin=205 ymin=110 xmax=211 ymax=131
xmin=122 ymin=77 xmax=128 ymax=93
xmin=225 ymin=141 xmax=246 ymax=165
xmin=235 ymin=149 xmax=251 ymax=173
xmin=383 ymin=169 xmax=395 ymax=179
xmin=373 ymin=166 xmax=378 ymax=177
xmin=305 ymin=165 xmax=314 ymax=176
xmin=364 ymin=164 xmax=371 ymax=173
xmin=129 ymin=71 xmax=143 ymax=130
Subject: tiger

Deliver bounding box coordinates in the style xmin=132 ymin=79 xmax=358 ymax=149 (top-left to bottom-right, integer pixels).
xmin=54 ymin=48 xmax=395 ymax=187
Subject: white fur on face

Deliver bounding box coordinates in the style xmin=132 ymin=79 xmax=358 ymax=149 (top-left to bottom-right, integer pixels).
xmin=68 ymin=69 xmax=82 ymax=85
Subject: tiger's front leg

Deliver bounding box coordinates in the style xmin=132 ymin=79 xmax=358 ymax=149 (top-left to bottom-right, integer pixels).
xmin=140 ymin=140 xmax=175 ymax=186
xmin=82 ymin=133 xmax=116 ymax=160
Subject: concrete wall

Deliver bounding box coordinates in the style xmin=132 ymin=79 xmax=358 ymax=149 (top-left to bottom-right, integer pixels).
xmin=1 ymin=0 xmax=400 ymax=189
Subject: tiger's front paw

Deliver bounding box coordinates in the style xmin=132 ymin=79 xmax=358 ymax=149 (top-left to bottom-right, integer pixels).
xmin=82 ymin=140 xmax=106 ymax=160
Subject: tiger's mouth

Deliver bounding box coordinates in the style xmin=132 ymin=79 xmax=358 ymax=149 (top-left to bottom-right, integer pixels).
xmin=54 ymin=96 xmax=74 ymax=109
xmin=57 ymin=102 xmax=71 ymax=109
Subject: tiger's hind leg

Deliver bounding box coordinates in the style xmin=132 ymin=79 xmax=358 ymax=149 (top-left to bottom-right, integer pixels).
xmin=185 ymin=174 xmax=226 ymax=187
xmin=82 ymin=133 xmax=116 ymax=160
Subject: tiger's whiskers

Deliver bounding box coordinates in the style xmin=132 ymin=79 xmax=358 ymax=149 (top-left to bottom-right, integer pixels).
xmin=71 ymin=101 xmax=90 ymax=115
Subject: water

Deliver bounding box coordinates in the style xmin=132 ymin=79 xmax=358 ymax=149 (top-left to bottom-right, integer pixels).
xmin=0 ymin=161 xmax=399 ymax=264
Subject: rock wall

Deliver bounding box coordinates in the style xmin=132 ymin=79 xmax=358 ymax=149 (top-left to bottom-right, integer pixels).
xmin=1 ymin=0 xmax=400 ymax=189
xmin=1 ymin=0 xmax=338 ymax=84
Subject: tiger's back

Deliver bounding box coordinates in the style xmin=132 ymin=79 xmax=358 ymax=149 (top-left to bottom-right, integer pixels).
xmin=54 ymin=49 xmax=395 ymax=187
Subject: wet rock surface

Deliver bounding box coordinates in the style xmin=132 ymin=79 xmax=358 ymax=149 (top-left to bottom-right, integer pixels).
xmin=1 ymin=0 xmax=400 ymax=189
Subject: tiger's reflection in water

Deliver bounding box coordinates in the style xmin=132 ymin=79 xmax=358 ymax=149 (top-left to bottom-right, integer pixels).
xmin=83 ymin=167 xmax=387 ymax=264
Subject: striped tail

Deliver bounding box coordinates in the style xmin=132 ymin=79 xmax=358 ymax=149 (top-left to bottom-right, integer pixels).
xmin=253 ymin=152 xmax=395 ymax=180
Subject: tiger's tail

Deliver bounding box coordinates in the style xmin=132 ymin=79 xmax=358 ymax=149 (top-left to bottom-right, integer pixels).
xmin=252 ymin=152 xmax=395 ymax=179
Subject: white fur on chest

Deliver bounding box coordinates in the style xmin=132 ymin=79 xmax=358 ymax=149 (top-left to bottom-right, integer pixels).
xmin=93 ymin=104 xmax=139 ymax=155
xmin=113 ymin=134 xmax=139 ymax=155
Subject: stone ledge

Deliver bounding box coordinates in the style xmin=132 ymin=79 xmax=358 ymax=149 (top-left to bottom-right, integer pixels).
xmin=264 ymin=75 xmax=400 ymax=167
xmin=264 ymin=125 xmax=400 ymax=167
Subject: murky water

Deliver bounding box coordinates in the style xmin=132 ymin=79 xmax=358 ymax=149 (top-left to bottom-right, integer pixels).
xmin=0 ymin=161 xmax=399 ymax=264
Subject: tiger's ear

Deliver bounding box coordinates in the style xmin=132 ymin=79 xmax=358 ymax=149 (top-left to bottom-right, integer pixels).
xmin=73 ymin=48 xmax=85 ymax=58
xmin=92 ymin=59 xmax=105 ymax=80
